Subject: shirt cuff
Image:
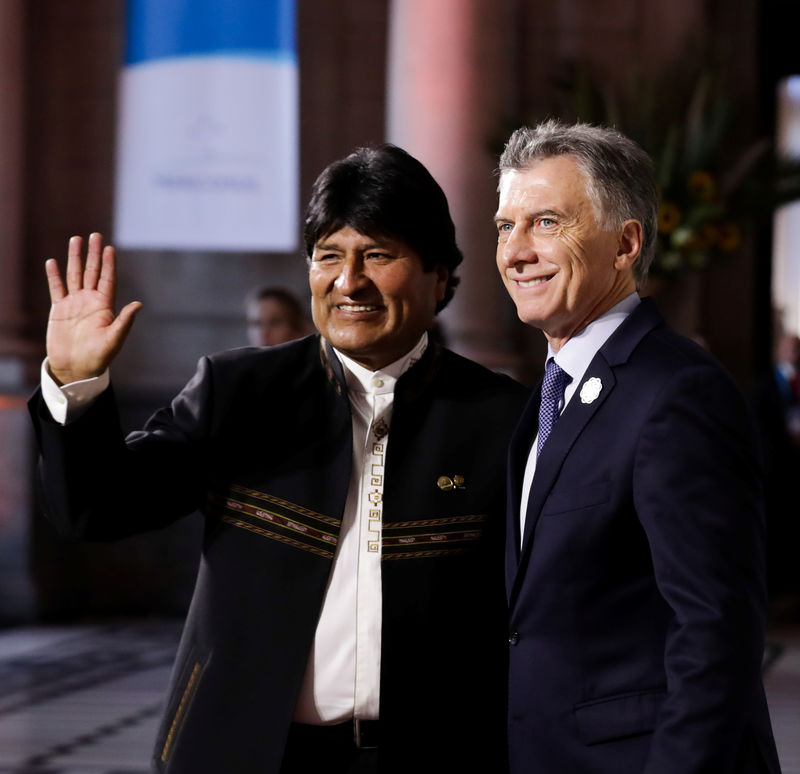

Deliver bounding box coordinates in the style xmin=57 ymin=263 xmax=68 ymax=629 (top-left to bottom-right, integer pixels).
xmin=40 ymin=358 xmax=110 ymax=425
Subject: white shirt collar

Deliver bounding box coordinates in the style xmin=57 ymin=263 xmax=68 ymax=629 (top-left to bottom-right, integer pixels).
xmin=549 ymin=293 xmax=640 ymax=386
xmin=335 ymin=333 xmax=429 ymax=396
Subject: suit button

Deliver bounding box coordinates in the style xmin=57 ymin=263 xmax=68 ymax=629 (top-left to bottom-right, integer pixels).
xmin=508 ymin=631 xmax=519 ymax=646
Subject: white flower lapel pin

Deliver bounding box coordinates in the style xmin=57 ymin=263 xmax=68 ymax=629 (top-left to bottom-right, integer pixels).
xmin=580 ymin=377 xmax=603 ymax=404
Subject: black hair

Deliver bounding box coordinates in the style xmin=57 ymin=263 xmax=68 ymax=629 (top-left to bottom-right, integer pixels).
xmin=303 ymin=144 xmax=462 ymax=312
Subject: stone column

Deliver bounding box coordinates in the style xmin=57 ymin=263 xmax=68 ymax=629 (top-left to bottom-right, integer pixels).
xmin=386 ymin=0 xmax=521 ymax=373
xmin=0 ymin=0 xmax=36 ymax=621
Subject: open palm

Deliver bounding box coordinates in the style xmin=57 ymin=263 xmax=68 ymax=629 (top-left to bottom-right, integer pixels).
xmin=46 ymin=233 xmax=142 ymax=385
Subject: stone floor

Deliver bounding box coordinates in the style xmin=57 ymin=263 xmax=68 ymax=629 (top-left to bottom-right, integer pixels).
xmin=0 ymin=619 xmax=797 ymax=773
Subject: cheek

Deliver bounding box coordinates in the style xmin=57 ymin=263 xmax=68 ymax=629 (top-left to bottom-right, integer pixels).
xmin=309 ymin=294 xmax=327 ymax=324
xmin=308 ymin=271 xmax=332 ymax=303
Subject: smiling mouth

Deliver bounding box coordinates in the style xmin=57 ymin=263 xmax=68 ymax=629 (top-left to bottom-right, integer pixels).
xmin=336 ymin=303 xmax=381 ymax=312
xmin=515 ymin=273 xmax=555 ymax=288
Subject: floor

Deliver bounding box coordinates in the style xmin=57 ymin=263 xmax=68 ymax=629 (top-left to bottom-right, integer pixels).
xmin=0 ymin=620 xmax=798 ymax=773
xmin=0 ymin=621 xmax=181 ymax=774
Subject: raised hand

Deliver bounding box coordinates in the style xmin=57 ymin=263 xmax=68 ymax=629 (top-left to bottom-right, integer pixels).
xmin=45 ymin=233 xmax=142 ymax=385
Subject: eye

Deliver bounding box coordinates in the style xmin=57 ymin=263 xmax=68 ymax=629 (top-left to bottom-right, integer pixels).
xmin=366 ymin=251 xmax=393 ymax=261
xmin=312 ymin=252 xmax=340 ymax=263
xmin=538 ymin=217 xmax=557 ymax=228
xmin=497 ymin=221 xmax=514 ymax=242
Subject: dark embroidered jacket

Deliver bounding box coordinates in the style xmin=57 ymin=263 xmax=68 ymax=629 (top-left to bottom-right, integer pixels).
xmin=30 ymin=335 xmax=526 ymax=774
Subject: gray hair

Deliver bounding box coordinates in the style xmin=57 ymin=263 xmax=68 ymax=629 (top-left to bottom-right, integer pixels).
xmin=498 ymin=119 xmax=659 ymax=286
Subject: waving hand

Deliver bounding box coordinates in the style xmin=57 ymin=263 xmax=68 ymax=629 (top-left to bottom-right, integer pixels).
xmin=45 ymin=233 xmax=142 ymax=385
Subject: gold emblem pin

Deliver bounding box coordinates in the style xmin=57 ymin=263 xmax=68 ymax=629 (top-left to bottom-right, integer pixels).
xmin=437 ymin=475 xmax=466 ymax=491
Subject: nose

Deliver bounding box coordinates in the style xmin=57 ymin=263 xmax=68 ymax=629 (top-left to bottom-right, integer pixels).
xmin=499 ymin=227 xmax=537 ymax=271
xmin=334 ymin=254 xmax=369 ymax=296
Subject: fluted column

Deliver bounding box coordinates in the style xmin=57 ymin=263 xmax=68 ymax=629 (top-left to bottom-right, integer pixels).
xmin=386 ymin=0 xmax=520 ymax=372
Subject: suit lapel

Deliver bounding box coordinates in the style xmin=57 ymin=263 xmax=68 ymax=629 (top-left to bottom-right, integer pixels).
xmin=507 ymin=358 xmax=616 ymax=608
xmin=507 ymin=298 xmax=665 ymax=609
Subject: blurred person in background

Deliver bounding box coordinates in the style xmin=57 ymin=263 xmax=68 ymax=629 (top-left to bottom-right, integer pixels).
xmin=245 ymin=285 xmax=312 ymax=347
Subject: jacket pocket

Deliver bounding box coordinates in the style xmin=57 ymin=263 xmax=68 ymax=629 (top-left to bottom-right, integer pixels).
xmin=573 ymin=688 xmax=665 ymax=745
xmin=541 ymin=481 xmax=610 ymax=517
xmin=155 ymin=648 xmax=211 ymax=770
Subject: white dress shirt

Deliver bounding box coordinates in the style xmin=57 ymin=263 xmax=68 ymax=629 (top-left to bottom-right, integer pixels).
xmin=40 ymin=333 xmax=429 ymax=725
xmin=519 ymin=293 xmax=640 ymax=542
xmin=293 ymin=334 xmax=427 ymax=723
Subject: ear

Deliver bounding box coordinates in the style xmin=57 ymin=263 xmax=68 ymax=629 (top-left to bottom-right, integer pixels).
xmin=614 ymin=219 xmax=642 ymax=272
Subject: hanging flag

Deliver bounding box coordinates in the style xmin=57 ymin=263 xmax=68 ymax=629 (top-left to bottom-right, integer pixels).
xmin=113 ymin=0 xmax=297 ymax=251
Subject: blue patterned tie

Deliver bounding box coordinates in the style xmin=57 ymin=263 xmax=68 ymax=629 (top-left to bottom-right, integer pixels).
xmin=537 ymin=359 xmax=571 ymax=458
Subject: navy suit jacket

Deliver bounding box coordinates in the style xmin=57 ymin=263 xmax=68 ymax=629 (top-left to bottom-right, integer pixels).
xmin=506 ymin=299 xmax=781 ymax=774
xmin=30 ymin=335 xmax=525 ymax=774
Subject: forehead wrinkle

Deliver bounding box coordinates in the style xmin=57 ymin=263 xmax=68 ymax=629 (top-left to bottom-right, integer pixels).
xmin=502 ymin=157 xmax=607 ymax=229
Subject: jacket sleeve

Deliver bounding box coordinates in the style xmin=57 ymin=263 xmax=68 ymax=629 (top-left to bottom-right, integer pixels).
xmin=633 ymin=363 xmax=768 ymax=773
xmin=29 ymin=356 xmax=216 ymax=541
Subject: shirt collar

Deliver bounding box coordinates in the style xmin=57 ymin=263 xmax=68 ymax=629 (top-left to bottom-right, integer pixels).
xmin=549 ymin=292 xmax=640 ymax=381
xmin=335 ymin=333 xmax=429 ymax=396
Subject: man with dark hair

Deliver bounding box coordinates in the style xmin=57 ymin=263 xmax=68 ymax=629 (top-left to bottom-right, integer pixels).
xmin=495 ymin=120 xmax=780 ymax=773
xmin=245 ymin=285 xmax=311 ymax=347
xmin=30 ymin=144 xmax=524 ymax=773
xmin=303 ymin=144 xmax=462 ymax=311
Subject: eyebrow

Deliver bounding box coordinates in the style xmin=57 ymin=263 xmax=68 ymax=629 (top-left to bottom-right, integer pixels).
xmin=313 ymin=237 xmax=390 ymax=251
xmin=493 ymin=208 xmax=563 ymax=224
xmin=313 ymin=240 xmax=343 ymax=251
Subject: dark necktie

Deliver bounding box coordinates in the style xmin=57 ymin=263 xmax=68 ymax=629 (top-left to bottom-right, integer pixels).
xmin=537 ymin=359 xmax=571 ymax=458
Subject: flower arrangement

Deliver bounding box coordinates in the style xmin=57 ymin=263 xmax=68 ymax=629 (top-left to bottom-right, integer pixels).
xmin=644 ymin=72 xmax=752 ymax=275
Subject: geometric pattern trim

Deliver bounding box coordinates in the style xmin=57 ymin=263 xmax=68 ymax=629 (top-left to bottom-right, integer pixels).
xmin=382 ymin=514 xmax=488 ymax=560
xmin=159 ymin=661 xmax=203 ymax=765
xmin=208 ymin=484 xmax=341 ymax=560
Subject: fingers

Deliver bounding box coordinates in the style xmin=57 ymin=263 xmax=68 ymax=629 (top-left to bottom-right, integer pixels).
xmin=54 ymin=233 xmax=113 ymax=298
xmin=83 ymin=232 xmax=104 ymax=291
xmin=45 ymin=258 xmax=66 ymax=304
xmin=97 ymin=243 xmax=117 ymax=300
xmin=65 ymin=235 xmax=84 ymax=293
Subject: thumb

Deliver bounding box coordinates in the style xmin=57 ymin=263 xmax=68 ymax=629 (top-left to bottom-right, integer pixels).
xmin=109 ymin=301 xmax=143 ymax=343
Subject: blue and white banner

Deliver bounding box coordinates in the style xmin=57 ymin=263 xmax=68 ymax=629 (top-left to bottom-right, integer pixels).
xmin=114 ymin=0 xmax=297 ymax=252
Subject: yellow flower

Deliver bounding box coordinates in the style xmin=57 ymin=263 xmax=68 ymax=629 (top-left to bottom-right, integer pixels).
xmin=687 ymin=170 xmax=716 ymax=202
xmin=717 ymin=222 xmax=742 ymax=251
xmin=658 ymin=202 xmax=681 ymax=234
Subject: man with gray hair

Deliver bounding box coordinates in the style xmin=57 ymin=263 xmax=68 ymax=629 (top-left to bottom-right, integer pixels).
xmin=495 ymin=120 xmax=780 ymax=773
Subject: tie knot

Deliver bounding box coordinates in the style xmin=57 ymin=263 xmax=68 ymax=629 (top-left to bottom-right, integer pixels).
xmin=541 ymin=359 xmax=570 ymax=401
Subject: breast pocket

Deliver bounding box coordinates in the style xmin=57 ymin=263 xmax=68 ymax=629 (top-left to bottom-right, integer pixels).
xmin=541 ymin=481 xmax=610 ymax=517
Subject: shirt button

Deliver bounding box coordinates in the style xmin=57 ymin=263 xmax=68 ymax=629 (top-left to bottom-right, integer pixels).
xmin=372 ymin=377 xmax=384 ymax=388
xmin=508 ymin=631 xmax=520 ymax=646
